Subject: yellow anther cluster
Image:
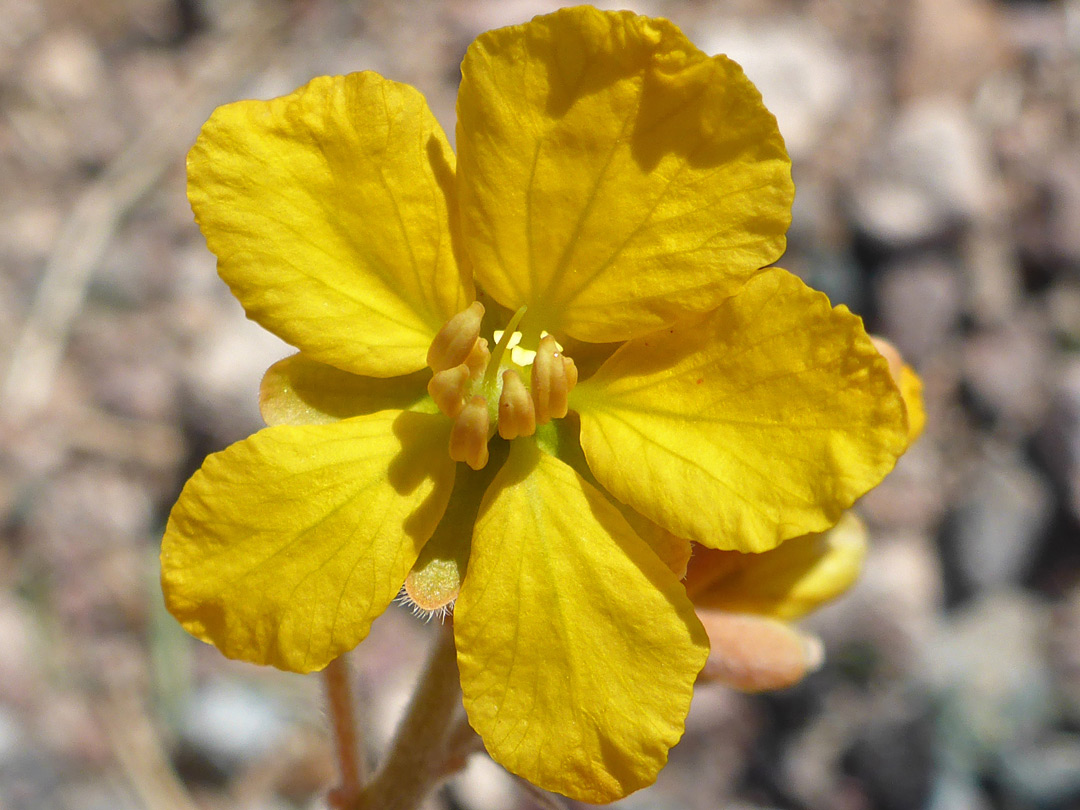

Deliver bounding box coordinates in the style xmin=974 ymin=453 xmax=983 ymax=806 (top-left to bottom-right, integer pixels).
xmin=426 ymin=303 xmax=578 ymax=469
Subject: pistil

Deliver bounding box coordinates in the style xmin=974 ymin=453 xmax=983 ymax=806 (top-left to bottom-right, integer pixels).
xmin=482 ymin=305 xmax=528 ymax=392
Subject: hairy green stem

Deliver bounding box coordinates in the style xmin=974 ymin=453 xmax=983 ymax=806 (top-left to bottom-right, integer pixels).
xmin=351 ymin=621 xmax=464 ymax=810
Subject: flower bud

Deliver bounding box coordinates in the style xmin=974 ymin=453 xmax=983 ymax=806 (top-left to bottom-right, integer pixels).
xmin=696 ymin=611 xmax=824 ymax=692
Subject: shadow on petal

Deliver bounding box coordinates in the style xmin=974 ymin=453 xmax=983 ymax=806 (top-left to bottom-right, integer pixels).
xmin=389 ymin=410 xmax=459 ymax=549
xmin=426 ymin=134 xmax=474 ymax=300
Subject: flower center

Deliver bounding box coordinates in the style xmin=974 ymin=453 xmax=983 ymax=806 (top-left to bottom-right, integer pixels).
xmin=425 ymin=302 xmax=578 ymax=470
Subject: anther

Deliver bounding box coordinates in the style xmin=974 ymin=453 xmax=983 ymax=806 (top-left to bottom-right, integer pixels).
xmin=449 ymin=396 xmax=490 ymax=470
xmin=427 ymin=363 xmax=471 ymax=418
xmin=532 ymin=335 xmax=569 ymax=424
xmin=463 ymin=337 xmax=490 ymax=381
xmin=563 ymin=355 xmax=579 ymax=391
xmin=427 ymin=302 xmax=485 ymax=372
xmin=498 ymin=369 xmax=536 ymax=440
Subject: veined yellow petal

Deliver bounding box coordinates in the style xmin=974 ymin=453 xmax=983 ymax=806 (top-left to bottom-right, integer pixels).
xmin=455 ymin=439 xmax=707 ymax=803
xmin=621 ymin=508 xmax=693 ymax=580
xmin=533 ymin=417 xmax=691 ymax=576
xmin=685 ymin=512 xmax=868 ymax=620
xmin=457 ymin=7 xmax=792 ymax=343
xmin=574 ymin=268 xmax=908 ymax=553
xmin=160 ymin=411 xmax=456 ymax=673
xmin=259 ymin=353 xmax=434 ymax=426
xmin=189 ymin=72 xmax=471 ymax=378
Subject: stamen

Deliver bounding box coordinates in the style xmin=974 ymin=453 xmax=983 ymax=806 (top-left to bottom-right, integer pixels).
xmin=563 ymin=355 xmax=579 ymax=391
xmin=531 ymin=336 xmax=552 ymax=424
xmin=429 ymin=303 xmax=577 ymax=465
xmin=532 ymin=335 xmax=570 ymax=424
xmin=427 ymin=302 xmax=485 ymax=372
xmin=498 ymin=369 xmax=536 ymax=440
xmin=548 ymin=356 xmax=570 ymax=421
xmin=448 ymin=396 xmax=490 ymax=470
xmin=427 ymin=364 xmax=471 ymax=418
xmin=482 ymin=305 xmax=528 ymax=390
xmin=463 ymin=337 xmax=490 ymax=381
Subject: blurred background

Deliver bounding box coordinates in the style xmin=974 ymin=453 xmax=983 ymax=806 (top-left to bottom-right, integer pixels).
xmin=2 ymin=0 xmax=1079 ymax=808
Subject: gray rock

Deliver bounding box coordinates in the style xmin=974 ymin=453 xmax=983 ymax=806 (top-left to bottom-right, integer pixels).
xmin=930 ymin=591 xmax=1055 ymax=772
xmin=1050 ymin=585 xmax=1080 ymax=725
xmin=925 ymin=772 xmax=992 ymax=810
xmin=949 ymin=451 xmax=1053 ymax=592
xmin=844 ymin=693 xmax=936 ymax=810
xmin=58 ymin=782 xmax=142 ymax=810
xmin=693 ymin=17 xmax=854 ymax=161
xmin=1047 ymin=282 xmax=1080 ymax=348
xmin=179 ymin=680 xmax=287 ymax=771
xmin=180 ymin=298 xmax=292 ymax=445
xmin=1038 ymin=358 xmax=1080 ymax=520
xmin=851 ymin=101 xmax=994 ymax=246
xmin=0 ymin=736 xmax=62 ymax=810
xmin=447 ymin=754 xmax=520 ymax=810
xmin=806 ymin=530 xmax=944 ymax=681
xmin=874 ymin=257 xmax=965 ymax=365
xmin=0 ymin=705 xmax=24 ymax=766
xmin=962 ymin=314 xmax=1053 ymax=433
xmin=1045 ymin=152 xmax=1080 ymax=265
xmin=999 ymin=734 xmax=1080 ymax=809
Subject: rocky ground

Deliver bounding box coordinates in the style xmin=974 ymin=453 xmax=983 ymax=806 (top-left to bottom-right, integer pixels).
xmin=2 ymin=0 xmax=1079 ymax=808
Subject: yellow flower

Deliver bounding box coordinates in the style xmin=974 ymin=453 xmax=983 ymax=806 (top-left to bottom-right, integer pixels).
xmin=162 ymin=6 xmax=910 ymax=802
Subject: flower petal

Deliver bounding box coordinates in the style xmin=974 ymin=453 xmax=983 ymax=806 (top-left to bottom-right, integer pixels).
xmin=455 ymin=439 xmax=708 ymax=803
xmin=259 ymin=353 xmax=433 ymax=426
xmin=533 ymin=418 xmax=692 ymax=576
xmin=685 ymin=512 xmax=868 ymax=620
xmin=457 ymin=6 xmax=792 ymax=343
xmin=621 ymin=509 xmax=693 ymax=580
xmin=869 ymin=336 xmax=925 ymax=446
xmin=189 ymin=72 xmax=471 ymax=377
xmin=161 ymin=411 xmax=456 ymax=672
xmin=573 ymin=268 xmax=908 ymax=553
